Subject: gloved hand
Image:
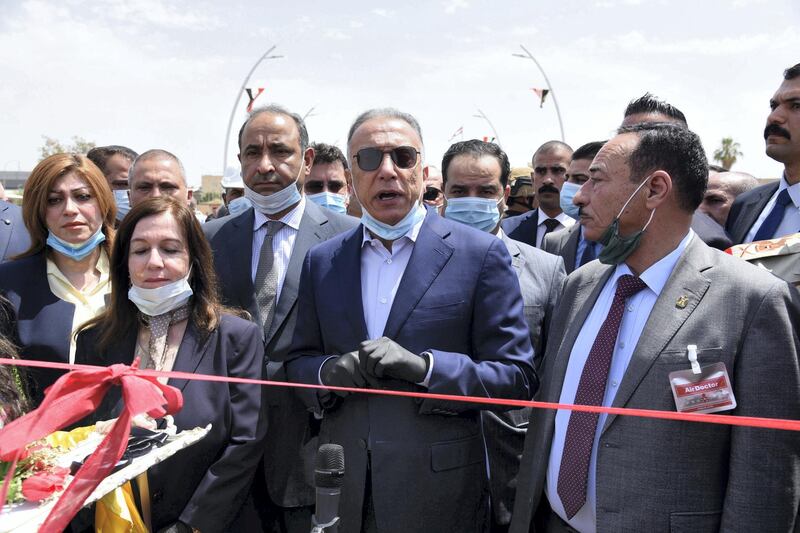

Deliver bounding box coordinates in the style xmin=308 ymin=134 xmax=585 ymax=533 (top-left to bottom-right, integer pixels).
xmin=359 ymin=337 xmax=429 ymax=384
xmin=320 ymin=351 xmax=373 ymax=397
xmin=156 ymin=521 xmax=194 ymax=533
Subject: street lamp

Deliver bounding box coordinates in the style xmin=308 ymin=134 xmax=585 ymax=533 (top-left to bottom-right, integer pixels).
xmin=222 ymin=46 xmax=284 ymax=175
xmin=512 ymin=44 xmax=565 ymax=142
xmin=472 ymin=108 xmax=502 ymax=146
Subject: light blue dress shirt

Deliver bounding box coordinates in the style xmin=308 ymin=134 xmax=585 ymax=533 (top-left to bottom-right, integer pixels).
xmin=545 ymin=230 xmax=694 ymax=533
xmin=744 ymin=175 xmax=800 ymax=243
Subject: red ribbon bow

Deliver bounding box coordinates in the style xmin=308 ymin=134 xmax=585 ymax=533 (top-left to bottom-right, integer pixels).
xmin=0 ymin=359 xmax=182 ymax=531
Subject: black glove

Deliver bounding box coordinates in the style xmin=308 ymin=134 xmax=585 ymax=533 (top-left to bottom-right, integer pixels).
xmin=359 ymin=337 xmax=429 ymax=384
xmin=156 ymin=521 xmax=193 ymax=533
xmin=320 ymin=351 xmax=373 ymax=397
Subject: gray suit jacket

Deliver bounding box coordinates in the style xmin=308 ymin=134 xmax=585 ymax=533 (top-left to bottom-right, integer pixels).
xmin=510 ymin=236 xmax=800 ymax=532
xmin=203 ymin=201 xmax=358 ymax=507
xmin=484 ymin=233 xmax=566 ymax=526
xmin=0 ymin=200 xmax=31 ymax=263
xmin=542 ymin=223 xmax=581 ymax=275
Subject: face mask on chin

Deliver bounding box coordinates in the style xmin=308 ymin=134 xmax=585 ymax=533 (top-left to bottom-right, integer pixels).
xmin=128 ymin=271 xmax=194 ymax=317
xmin=597 ymin=176 xmax=656 ymax=265
xmin=46 ymin=227 xmax=106 ymax=261
xmin=243 ymin=160 xmax=305 ymax=215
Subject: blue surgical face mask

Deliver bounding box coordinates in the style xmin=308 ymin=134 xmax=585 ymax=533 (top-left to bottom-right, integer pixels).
xmin=444 ymin=196 xmax=501 ymax=233
xmin=307 ymin=192 xmax=348 ymax=214
xmin=559 ymin=181 xmax=581 ymax=220
xmin=113 ymin=189 xmax=130 ymax=219
xmin=46 ymin=227 xmax=106 ymax=261
xmin=227 ymin=196 xmax=252 ymax=216
xmin=243 ymin=163 xmax=304 ymax=215
xmin=361 ymin=203 xmax=426 ymax=241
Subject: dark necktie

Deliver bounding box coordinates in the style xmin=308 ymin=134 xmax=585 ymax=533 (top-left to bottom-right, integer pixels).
xmin=753 ymin=189 xmax=792 ymax=241
xmin=579 ymin=241 xmax=597 ymax=266
xmin=254 ymin=220 xmax=283 ymax=332
xmin=541 ymin=218 xmax=561 ymax=247
xmin=557 ymin=274 xmax=648 ymax=519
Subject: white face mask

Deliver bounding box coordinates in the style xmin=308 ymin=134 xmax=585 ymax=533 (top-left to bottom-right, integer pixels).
xmin=128 ymin=271 xmax=193 ymax=317
xmin=242 ymin=161 xmax=305 ymax=215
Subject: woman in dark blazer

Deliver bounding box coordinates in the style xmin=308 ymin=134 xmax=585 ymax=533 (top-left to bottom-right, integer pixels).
xmin=75 ymin=197 xmax=267 ymax=533
xmin=0 ymin=154 xmax=116 ymax=402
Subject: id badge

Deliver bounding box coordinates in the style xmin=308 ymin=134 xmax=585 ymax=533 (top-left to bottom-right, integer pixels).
xmin=669 ymin=361 xmax=737 ymax=414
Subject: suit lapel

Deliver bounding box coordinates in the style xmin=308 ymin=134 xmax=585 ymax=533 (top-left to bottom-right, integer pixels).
xmin=168 ymin=321 xmax=213 ymax=392
xmin=226 ymin=209 xmax=257 ymax=317
xmin=564 ymin=225 xmax=580 ymax=270
xmin=501 ymin=233 xmax=524 ymax=274
xmin=382 ymin=214 xmax=453 ymax=339
xmin=733 ymin=183 xmax=777 ymax=243
xmin=602 ymin=238 xmax=711 ymax=432
xmin=334 ymin=227 xmax=369 ymax=342
xmin=266 ymin=202 xmax=330 ymax=344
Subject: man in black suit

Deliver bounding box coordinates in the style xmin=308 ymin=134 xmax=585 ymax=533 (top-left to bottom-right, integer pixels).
xmin=727 ymin=62 xmax=800 ymax=244
xmin=543 ymin=141 xmax=605 ymax=273
xmin=204 ymin=104 xmax=357 ymax=531
xmin=0 ymin=200 xmax=30 ymax=263
xmin=501 ymin=141 xmax=576 ymax=247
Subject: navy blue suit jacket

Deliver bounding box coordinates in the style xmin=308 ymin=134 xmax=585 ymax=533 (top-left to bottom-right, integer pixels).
xmin=286 ymin=212 xmax=536 ymax=533
xmin=0 ymin=200 xmax=31 ymax=263
xmin=0 ymin=252 xmax=75 ymax=402
xmin=75 ymin=314 xmax=268 ymax=533
xmin=725 ymin=180 xmax=780 ymax=245
xmin=501 ymin=209 xmax=540 ymax=247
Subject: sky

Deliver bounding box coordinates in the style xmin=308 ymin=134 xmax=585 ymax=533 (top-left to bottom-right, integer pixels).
xmin=1 ymin=0 xmax=799 ymax=187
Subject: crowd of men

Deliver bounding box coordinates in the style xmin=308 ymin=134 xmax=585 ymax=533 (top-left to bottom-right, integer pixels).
xmin=0 ymin=62 xmax=799 ymax=533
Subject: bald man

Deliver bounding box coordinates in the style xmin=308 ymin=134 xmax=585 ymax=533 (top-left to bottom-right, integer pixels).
xmin=699 ymin=171 xmax=759 ymax=226
xmin=129 ymin=149 xmax=191 ymax=206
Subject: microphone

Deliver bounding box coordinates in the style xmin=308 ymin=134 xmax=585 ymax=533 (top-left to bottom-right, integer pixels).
xmin=311 ymin=443 xmax=345 ymax=533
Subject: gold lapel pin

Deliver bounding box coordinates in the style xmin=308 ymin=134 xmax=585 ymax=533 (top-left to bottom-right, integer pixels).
xmin=675 ymin=295 xmax=689 ymax=309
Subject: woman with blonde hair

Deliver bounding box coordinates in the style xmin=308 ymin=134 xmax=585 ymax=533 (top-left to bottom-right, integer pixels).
xmin=0 ymin=153 xmax=116 ymax=403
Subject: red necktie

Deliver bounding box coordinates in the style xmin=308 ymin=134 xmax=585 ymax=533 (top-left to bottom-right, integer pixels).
xmin=557 ymin=274 xmax=648 ymax=519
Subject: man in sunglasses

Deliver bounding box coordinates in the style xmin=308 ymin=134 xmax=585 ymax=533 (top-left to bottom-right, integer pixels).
xmin=204 ymin=104 xmax=358 ymax=532
xmin=287 ymin=108 xmax=536 ymax=533
xmin=422 ymin=164 xmax=444 ymax=213
xmin=501 ymin=141 xmax=576 ymax=248
xmin=440 ymin=139 xmax=566 ymax=532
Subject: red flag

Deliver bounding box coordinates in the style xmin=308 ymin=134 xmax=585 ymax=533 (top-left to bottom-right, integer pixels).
xmin=531 ymin=87 xmax=550 ymax=108
xmin=245 ymin=88 xmax=265 ymax=112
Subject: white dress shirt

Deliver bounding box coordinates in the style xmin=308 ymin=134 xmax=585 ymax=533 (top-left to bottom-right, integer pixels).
xmin=744 ymin=175 xmax=800 ymax=243
xmin=250 ymin=197 xmax=305 ymax=302
xmin=537 ymin=211 xmax=575 ymax=248
xmin=545 ymin=230 xmax=694 ymax=533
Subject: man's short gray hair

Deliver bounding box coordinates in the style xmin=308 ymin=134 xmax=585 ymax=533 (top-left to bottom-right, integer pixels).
xmin=129 ymin=149 xmax=187 ymax=185
xmin=346 ymin=108 xmax=424 ymax=158
xmin=238 ymin=104 xmax=309 ymax=153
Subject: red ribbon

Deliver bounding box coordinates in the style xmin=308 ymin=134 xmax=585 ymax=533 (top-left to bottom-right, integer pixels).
xmin=0 ymin=358 xmax=182 ymax=532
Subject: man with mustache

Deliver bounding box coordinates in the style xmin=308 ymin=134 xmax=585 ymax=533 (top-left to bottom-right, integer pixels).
xmin=502 ymin=141 xmax=576 ymax=248
xmin=727 ymin=63 xmax=800 ymax=244
xmin=204 ymin=104 xmax=357 ymax=531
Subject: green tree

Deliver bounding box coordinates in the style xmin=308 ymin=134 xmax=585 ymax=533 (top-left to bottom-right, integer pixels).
xmin=712 ymin=137 xmax=743 ymax=170
xmin=38 ymin=135 xmax=96 ymax=161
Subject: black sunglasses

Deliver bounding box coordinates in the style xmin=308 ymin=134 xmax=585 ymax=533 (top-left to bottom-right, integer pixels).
xmin=354 ymin=146 xmax=420 ymax=171
xmin=423 ymin=187 xmax=442 ymax=202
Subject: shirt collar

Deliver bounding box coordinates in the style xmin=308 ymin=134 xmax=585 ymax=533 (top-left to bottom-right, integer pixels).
xmin=539 ymin=211 xmax=575 ymax=227
xmin=779 ymin=174 xmax=800 ymax=209
xmin=253 ymin=196 xmax=306 ymax=232
xmin=46 ymin=248 xmax=110 ymax=293
xmin=361 ymin=207 xmax=426 ymax=247
xmin=612 ymin=229 xmax=694 ymax=297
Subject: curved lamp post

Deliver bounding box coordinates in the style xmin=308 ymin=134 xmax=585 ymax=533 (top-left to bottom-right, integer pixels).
xmin=473 ymin=108 xmax=502 ymax=146
xmin=222 ymin=46 xmax=283 ymax=174
xmin=512 ymin=44 xmax=565 ymax=142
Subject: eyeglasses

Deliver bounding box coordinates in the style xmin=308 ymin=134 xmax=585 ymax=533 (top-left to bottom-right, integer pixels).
xmin=423 ymin=187 xmax=442 ymax=202
xmin=353 ymin=146 xmax=420 ymax=172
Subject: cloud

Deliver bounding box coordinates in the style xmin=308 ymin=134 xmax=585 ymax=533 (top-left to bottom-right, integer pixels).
xmin=371 ymin=8 xmax=395 ymax=17
xmin=88 ymin=0 xmax=222 ymax=30
xmin=510 ymin=24 xmax=539 ymax=37
xmin=444 ymin=0 xmax=469 ymax=14
xmin=324 ymin=29 xmax=351 ymax=40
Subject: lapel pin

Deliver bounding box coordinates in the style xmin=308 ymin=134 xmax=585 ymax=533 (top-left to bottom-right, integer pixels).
xmin=675 ymin=295 xmax=688 ymax=309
